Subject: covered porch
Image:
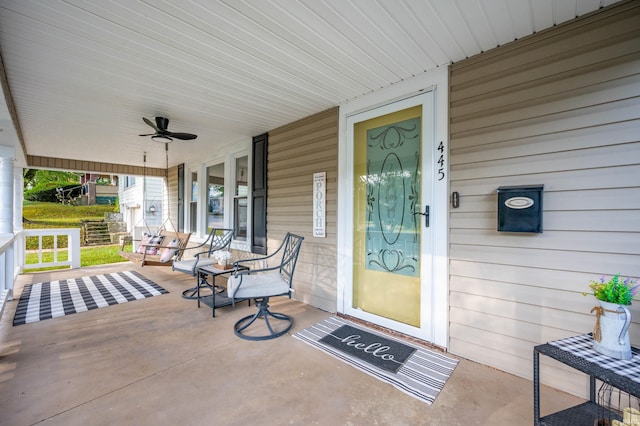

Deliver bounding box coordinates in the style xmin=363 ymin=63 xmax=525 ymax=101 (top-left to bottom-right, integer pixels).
xmin=0 ymin=262 xmax=581 ymax=425
xmin=0 ymin=1 xmax=638 ymax=421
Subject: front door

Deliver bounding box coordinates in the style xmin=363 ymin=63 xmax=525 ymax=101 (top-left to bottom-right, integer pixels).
xmin=345 ymin=92 xmax=435 ymax=339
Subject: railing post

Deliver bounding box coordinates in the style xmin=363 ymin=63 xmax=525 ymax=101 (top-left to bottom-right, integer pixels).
xmin=0 ymin=235 xmax=16 ymax=317
xmin=69 ymin=229 xmax=81 ymax=269
xmin=15 ymin=231 xmax=24 ymax=272
xmin=5 ymin=243 xmax=14 ymax=298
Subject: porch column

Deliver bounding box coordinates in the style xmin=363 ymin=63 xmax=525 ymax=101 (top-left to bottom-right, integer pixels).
xmin=0 ymin=146 xmax=16 ymax=308
xmin=0 ymin=146 xmax=15 ymax=236
xmin=13 ymin=166 xmax=23 ymax=231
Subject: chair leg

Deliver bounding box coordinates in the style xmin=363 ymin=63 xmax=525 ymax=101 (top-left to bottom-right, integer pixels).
xmin=234 ymin=297 xmax=292 ymax=341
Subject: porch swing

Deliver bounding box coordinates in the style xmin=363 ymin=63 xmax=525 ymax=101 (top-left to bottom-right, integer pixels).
xmin=119 ymin=142 xmax=191 ymax=267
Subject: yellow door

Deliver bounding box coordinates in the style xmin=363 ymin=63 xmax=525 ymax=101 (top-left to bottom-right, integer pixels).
xmin=348 ymin=92 xmax=434 ymax=333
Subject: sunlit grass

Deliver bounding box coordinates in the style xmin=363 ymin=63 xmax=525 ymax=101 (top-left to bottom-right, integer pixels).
xmin=22 ymin=201 xmax=118 ymax=250
xmin=20 ymin=201 xmax=128 ymax=270
xmin=23 ymin=244 xmax=128 ymax=272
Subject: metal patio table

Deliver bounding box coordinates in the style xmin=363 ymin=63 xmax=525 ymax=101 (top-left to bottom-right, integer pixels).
xmin=196 ymin=264 xmax=248 ymax=317
xmin=534 ymin=334 xmax=640 ymax=425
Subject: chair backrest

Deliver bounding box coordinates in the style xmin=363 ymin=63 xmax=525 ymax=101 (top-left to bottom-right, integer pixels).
xmin=277 ymin=233 xmax=304 ymax=288
xmin=207 ymin=228 xmax=234 ymax=254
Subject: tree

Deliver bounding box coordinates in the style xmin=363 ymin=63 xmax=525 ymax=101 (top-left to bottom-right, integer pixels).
xmin=23 ymin=169 xmax=81 ymax=190
xmin=23 ymin=169 xmax=82 ymax=202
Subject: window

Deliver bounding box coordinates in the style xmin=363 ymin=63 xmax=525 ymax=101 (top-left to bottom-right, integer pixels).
xmin=183 ymin=151 xmax=252 ymax=244
xmin=190 ymin=171 xmax=198 ymax=233
xmin=123 ymin=176 xmax=136 ymax=188
xmin=234 ymin=156 xmax=248 ymax=241
xmin=206 ymin=163 xmax=224 ymax=233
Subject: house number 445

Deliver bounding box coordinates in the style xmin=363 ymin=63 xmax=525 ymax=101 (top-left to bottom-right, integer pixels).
xmin=437 ymin=141 xmax=445 ymax=181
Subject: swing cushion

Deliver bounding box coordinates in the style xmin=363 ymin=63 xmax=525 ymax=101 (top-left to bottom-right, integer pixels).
xmin=137 ymin=233 xmax=153 ymax=254
xmin=120 ymin=230 xmax=191 ymax=267
xmin=160 ymin=238 xmax=180 ymax=262
xmin=145 ymin=235 xmax=165 ymax=255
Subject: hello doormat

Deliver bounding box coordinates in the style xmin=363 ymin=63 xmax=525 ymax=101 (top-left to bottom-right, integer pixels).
xmin=294 ymin=316 xmax=458 ymax=404
xmin=13 ymin=271 xmax=168 ymax=325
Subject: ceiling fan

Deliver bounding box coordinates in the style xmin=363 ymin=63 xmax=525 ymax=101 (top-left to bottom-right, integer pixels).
xmin=139 ymin=116 xmax=197 ymax=142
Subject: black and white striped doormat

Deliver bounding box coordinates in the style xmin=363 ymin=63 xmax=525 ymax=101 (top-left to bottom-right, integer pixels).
xmin=294 ymin=316 xmax=459 ymax=404
xmin=13 ymin=271 xmax=168 ymax=326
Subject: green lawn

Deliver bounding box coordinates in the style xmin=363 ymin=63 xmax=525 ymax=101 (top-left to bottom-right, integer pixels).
xmin=23 ymin=244 xmax=129 ymax=272
xmin=23 ymin=200 xmax=116 ymax=223
xmin=22 ymin=201 xmax=126 ymax=270
xmin=22 ymin=201 xmax=117 ymax=249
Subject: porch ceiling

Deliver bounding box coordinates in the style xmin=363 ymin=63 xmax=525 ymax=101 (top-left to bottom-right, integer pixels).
xmin=0 ymin=0 xmax=619 ymax=170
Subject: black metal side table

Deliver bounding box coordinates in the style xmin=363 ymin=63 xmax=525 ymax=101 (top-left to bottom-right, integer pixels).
xmin=534 ymin=334 xmax=640 ymax=425
xmin=196 ymin=264 xmax=248 ymax=317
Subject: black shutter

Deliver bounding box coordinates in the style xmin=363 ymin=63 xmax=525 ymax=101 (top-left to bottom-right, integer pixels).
xmin=177 ymin=163 xmax=184 ymax=232
xmin=251 ymin=133 xmax=268 ymax=254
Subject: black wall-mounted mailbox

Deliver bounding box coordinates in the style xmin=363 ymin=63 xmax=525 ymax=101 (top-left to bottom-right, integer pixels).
xmin=496 ymin=185 xmax=544 ymax=233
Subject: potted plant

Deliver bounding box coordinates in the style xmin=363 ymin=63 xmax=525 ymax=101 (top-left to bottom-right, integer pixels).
xmin=213 ymin=250 xmax=232 ymax=268
xmin=586 ymin=274 xmax=638 ymax=306
xmin=584 ymin=274 xmax=638 ymax=360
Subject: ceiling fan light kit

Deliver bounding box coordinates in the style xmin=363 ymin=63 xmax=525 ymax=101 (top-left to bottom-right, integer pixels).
xmin=151 ymin=135 xmax=173 ymax=143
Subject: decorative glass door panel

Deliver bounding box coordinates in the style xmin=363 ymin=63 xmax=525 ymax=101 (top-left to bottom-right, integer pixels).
xmin=353 ymin=105 xmax=422 ymax=327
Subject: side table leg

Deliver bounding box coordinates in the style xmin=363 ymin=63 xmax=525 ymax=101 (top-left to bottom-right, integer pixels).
xmin=534 ymin=350 xmax=540 ymax=426
xmin=590 ymin=375 xmax=595 ymax=403
xmin=211 ymin=276 xmax=216 ymax=318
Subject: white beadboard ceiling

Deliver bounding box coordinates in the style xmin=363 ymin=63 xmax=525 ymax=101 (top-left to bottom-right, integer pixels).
xmin=0 ymin=0 xmax=620 ymax=169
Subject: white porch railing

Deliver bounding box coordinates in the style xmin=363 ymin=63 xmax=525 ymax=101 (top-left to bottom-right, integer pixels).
xmin=0 ymin=228 xmax=81 ymax=319
xmin=19 ymin=228 xmax=81 ymax=271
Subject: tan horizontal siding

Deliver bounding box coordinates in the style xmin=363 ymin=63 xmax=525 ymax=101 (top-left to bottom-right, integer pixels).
xmin=452 ymin=120 xmax=639 ymax=164
xmin=267 ymin=107 xmax=338 ymax=312
xmin=449 ymin=207 xmax=640 ymax=232
xmin=450 ymin=229 xmax=639 ymax=254
xmin=27 ymin=155 xmax=166 ymax=177
xmin=449 ymin=1 xmax=640 ymax=398
xmin=452 ymin=97 xmax=638 ymax=147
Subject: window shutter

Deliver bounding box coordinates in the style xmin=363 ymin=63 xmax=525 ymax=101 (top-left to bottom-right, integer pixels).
xmin=177 ymin=163 xmax=184 ymax=232
xmin=251 ymin=133 xmax=268 ymax=254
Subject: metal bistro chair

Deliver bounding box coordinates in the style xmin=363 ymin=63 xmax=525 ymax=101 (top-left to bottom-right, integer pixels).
xmin=172 ymin=228 xmax=234 ymax=299
xmin=226 ymin=233 xmax=304 ymax=340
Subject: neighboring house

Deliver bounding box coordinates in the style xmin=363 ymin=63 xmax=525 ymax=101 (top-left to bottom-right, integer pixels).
xmin=79 ymin=173 xmax=118 ymax=206
xmin=0 ymin=0 xmax=638 ymax=404
xmin=118 ymin=174 xmax=164 ymax=233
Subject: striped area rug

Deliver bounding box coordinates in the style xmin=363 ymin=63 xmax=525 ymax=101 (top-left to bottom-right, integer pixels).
xmin=293 ymin=316 xmax=458 ymax=404
xmin=13 ymin=271 xmax=168 ymax=326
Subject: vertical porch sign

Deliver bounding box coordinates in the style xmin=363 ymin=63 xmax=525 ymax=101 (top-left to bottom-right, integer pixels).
xmin=313 ymin=172 xmax=326 ymax=237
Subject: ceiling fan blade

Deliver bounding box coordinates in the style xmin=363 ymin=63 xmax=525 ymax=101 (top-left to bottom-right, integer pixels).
xmin=139 ymin=133 xmax=155 ymax=137
xmin=169 ymin=132 xmax=197 ymax=140
xmin=143 ymin=117 xmax=160 ymax=132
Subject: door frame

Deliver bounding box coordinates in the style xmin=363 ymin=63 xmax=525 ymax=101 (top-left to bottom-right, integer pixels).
xmin=336 ymin=67 xmax=449 ymax=347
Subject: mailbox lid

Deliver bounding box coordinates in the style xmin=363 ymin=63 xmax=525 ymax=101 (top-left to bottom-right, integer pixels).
xmin=496 ymin=185 xmax=544 ymax=194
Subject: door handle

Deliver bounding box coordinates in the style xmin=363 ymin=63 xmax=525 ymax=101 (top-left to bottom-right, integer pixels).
xmin=413 ymin=205 xmax=430 ymax=228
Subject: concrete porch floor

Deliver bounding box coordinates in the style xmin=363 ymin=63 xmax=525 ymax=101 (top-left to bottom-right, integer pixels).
xmin=0 ymin=263 xmax=583 ymax=425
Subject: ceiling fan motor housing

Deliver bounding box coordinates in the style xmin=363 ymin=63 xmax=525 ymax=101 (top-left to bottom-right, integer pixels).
xmin=155 ymin=116 xmax=169 ymax=130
